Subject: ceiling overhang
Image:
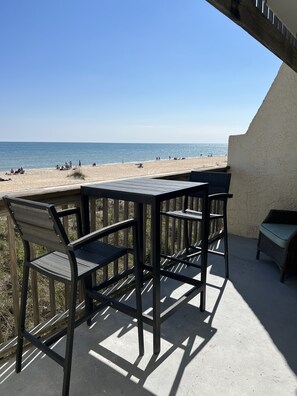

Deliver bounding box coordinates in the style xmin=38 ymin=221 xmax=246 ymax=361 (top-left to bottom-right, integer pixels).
xmin=206 ymin=0 xmax=297 ymax=73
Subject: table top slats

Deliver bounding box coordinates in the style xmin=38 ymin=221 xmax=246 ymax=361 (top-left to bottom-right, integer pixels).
xmin=82 ymin=178 xmax=207 ymax=204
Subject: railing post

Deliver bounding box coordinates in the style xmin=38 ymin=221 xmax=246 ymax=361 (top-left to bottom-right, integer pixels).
xmin=61 ymin=205 xmax=70 ymax=310
xmin=7 ymin=215 xmax=20 ymax=335
xmin=0 ymin=322 xmax=3 ymax=344
xmin=164 ymin=200 xmax=170 ymax=256
xmin=143 ymin=204 xmax=148 ymax=262
xmin=62 ymin=204 xmax=69 ymax=233
xmin=113 ymin=200 xmax=119 ymax=275
xmin=49 ymin=279 xmax=56 ymax=317
xmin=30 ymin=245 xmax=40 ymax=326
xmin=90 ymin=198 xmax=97 ymax=232
xmin=192 ymin=197 xmax=199 ymax=246
xmin=170 ymin=199 xmax=177 ymax=254
xmin=123 ymin=201 xmax=129 ymax=270
xmin=102 ymin=198 xmax=109 ymax=280
xmin=176 ymin=197 xmax=182 ymax=252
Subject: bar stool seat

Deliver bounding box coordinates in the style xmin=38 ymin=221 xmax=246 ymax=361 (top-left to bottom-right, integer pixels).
xmin=161 ymin=171 xmax=233 ymax=278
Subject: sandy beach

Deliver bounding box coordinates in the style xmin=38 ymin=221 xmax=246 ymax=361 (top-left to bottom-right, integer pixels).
xmin=0 ymin=156 xmax=227 ymax=195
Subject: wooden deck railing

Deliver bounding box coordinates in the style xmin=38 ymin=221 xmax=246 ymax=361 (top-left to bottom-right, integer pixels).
xmin=0 ymin=167 xmax=228 ymax=359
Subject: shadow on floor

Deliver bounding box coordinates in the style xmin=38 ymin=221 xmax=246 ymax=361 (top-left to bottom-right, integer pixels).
xmin=210 ymin=234 xmax=297 ymax=377
xmin=1 ymin=234 xmax=297 ymax=395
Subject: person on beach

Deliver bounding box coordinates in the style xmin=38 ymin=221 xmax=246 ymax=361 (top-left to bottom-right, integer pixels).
xmin=13 ymin=168 xmax=25 ymax=174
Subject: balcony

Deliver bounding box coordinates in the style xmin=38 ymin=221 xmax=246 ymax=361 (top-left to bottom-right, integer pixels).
xmin=0 ymin=170 xmax=297 ymax=395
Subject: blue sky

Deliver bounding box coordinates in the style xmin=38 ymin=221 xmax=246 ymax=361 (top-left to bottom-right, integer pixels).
xmin=0 ymin=0 xmax=281 ymax=143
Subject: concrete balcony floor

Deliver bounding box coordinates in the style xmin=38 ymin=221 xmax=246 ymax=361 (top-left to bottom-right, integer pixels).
xmin=1 ymin=235 xmax=297 ymax=396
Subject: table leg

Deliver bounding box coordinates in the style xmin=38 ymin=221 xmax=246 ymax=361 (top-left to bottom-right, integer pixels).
xmin=135 ymin=203 xmax=144 ymax=286
xmin=200 ymin=186 xmax=209 ymax=312
xmin=81 ymin=192 xmax=91 ymax=235
xmin=151 ymin=201 xmax=161 ymax=354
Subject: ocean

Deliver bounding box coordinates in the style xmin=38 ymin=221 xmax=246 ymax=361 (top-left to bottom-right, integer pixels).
xmin=0 ymin=142 xmax=228 ymax=172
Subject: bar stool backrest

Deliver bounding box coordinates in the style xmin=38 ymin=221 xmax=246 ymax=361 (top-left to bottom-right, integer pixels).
xmin=4 ymin=196 xmax=69 ymax=254
xmin=189 ymin=171 xmax=231 ymax=196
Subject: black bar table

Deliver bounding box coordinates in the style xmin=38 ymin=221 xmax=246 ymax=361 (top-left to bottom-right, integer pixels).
xmin=81 ymin=178 xmax=209 ymax=354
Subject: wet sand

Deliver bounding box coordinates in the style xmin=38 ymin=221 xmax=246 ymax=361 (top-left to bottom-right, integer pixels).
xmin=0 ymin=156 xmax=227 ymax=194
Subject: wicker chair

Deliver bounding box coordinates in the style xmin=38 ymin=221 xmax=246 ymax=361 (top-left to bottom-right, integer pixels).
xmin=256 ymin=209 xmax=297 ymax=282
xmin=3 ymin=196 xmax=144 ymax=396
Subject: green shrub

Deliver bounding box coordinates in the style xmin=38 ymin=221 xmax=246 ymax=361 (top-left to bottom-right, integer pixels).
xmin=67 ymin=169 xmax=85 ymax=180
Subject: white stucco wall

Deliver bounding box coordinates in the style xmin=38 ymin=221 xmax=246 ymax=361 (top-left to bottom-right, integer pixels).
xmin=228 ymin=63 xmax=297 ymax=237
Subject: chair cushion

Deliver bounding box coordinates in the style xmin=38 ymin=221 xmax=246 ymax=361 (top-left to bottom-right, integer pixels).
xmin=260 ymin=223 xmax=297 ymax=249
